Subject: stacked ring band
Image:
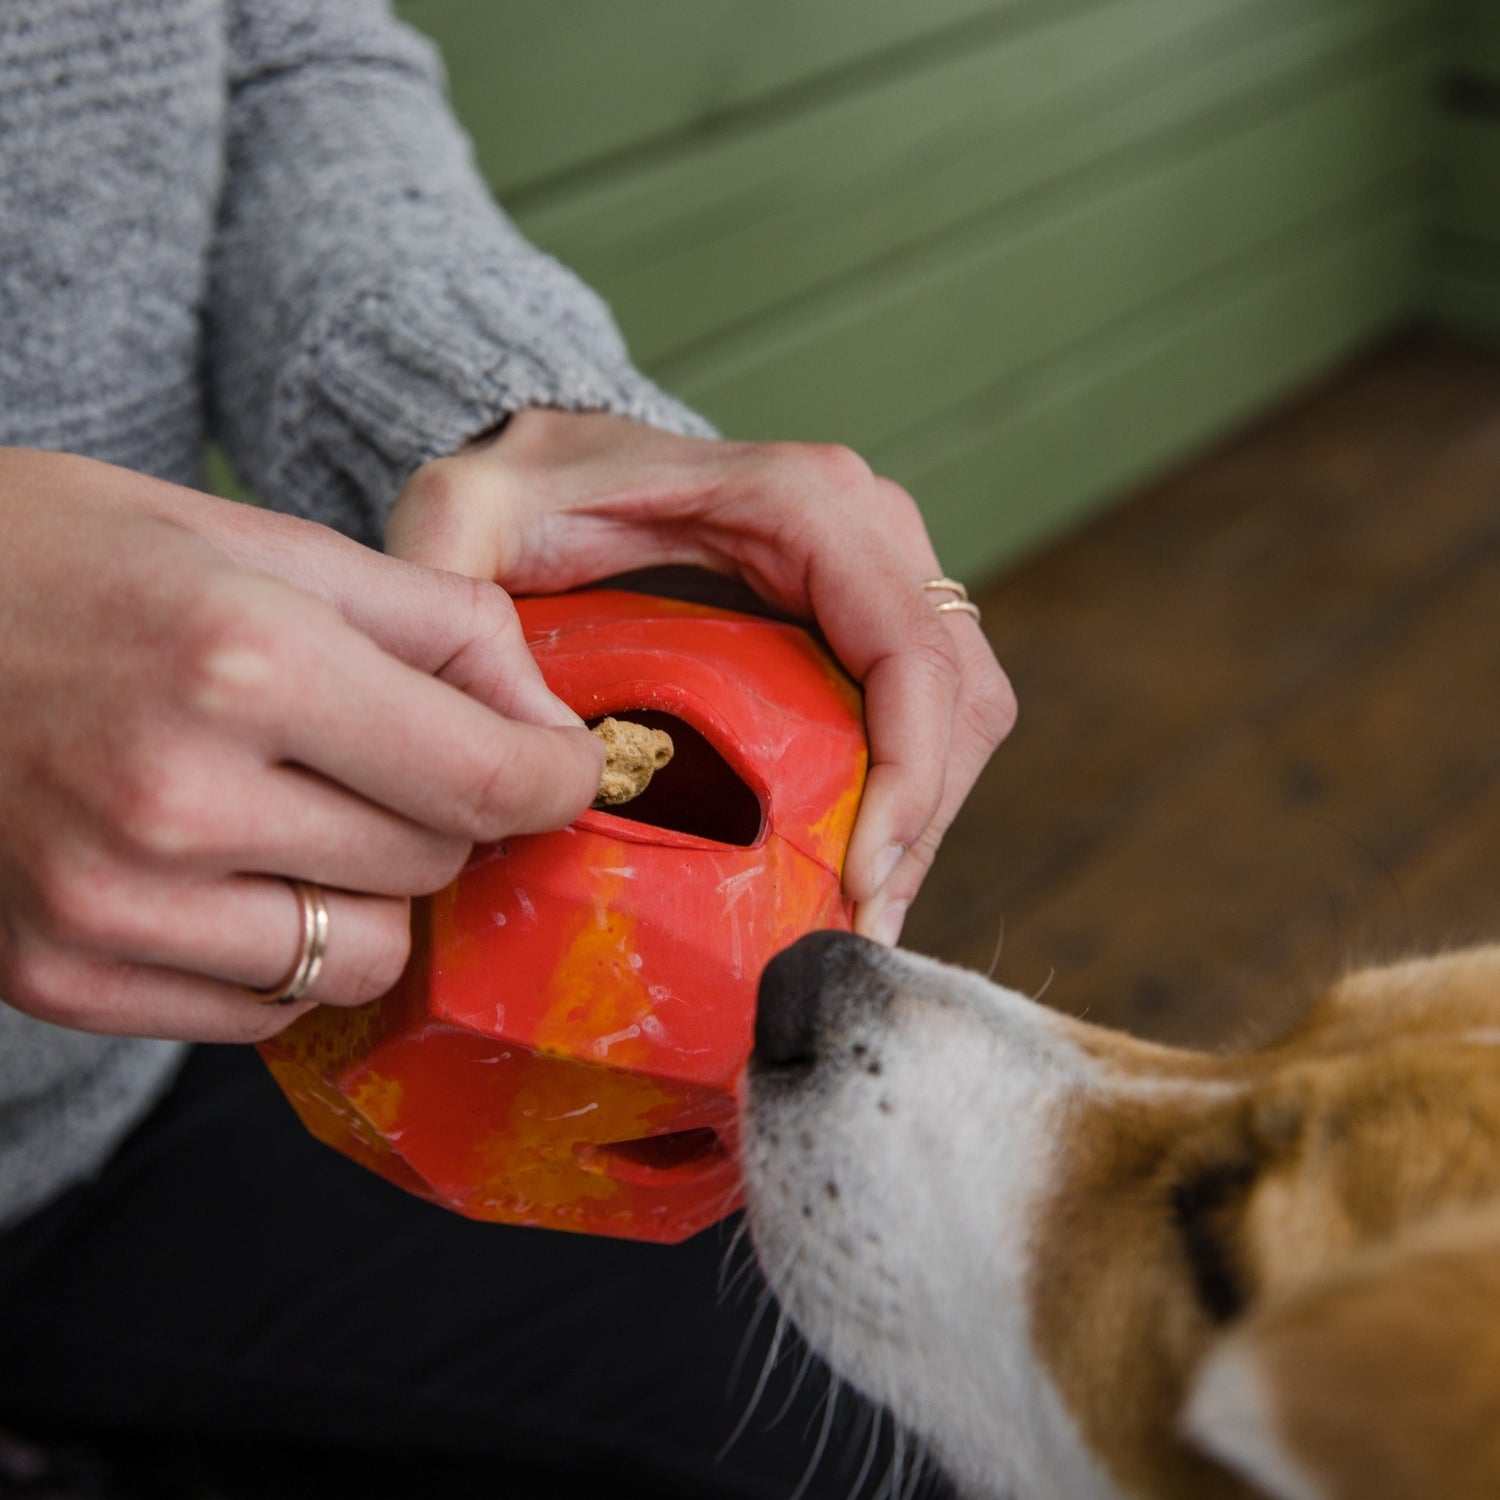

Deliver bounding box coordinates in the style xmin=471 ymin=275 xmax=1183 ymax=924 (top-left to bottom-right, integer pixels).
xmin=250 ymin=879 xmax=330 ymax=1006
xmin=922 ymin=576 xmax=982 ymax=622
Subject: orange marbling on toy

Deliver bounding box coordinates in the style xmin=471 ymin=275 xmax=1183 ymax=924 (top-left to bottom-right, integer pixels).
xmin=260 ymin=591 xmax=867 ymax=1241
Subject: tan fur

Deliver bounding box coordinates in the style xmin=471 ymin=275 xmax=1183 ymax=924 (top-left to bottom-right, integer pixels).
xmin=1031 ymin=947 xmax=1500 ymax=1500
xmin=1208 ymin=1207 xmax=1500 ymax=1500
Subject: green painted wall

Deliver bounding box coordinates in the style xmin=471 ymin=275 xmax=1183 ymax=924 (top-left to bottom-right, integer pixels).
xmin=385 ymin=0 xmax=1445 ymax=579
xmin=1425 ymin=1 xmax=1500 ymax=343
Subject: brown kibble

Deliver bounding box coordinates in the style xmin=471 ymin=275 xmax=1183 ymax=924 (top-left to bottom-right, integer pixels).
xmin=591 ymin=717 xmax=674 ymax=807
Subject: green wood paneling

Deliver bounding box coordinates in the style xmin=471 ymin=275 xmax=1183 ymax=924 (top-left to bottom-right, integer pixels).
xmin=663 ymin=60 xmax=1433 ymax=449
xmin=1423 ymin=0 xmax=1500 ymax=348
xmin=1452 ymin=3 xmax=1500 ymax=82
xmin=1434 ymin=115 xmax=1500 ymax=262
xmin=1429 ymin=267 xmax=1500 ymax=340
xmin=1426 ymin=235 xmax=1500 ymax=341
xmin=886 ymin=202 xmax=1423 ymax=575
xmin=518 ymin=0 xmax=1429 ymax=366
xmin=393 ymin=0 xmax=1032 ymax=196
xmin=373 ymin=0 xmax=1449 ymax=577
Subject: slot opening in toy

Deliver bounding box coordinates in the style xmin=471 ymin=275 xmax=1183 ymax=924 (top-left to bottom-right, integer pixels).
xmin=593 ymin=1127 xmax=727 ymax=1185
xmin=591 ymin=711 xmax=763 ymax=846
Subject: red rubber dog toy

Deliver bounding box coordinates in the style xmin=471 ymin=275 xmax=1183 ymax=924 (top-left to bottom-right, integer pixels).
xmin=260 ymin=591 xmax=867 ymax=1242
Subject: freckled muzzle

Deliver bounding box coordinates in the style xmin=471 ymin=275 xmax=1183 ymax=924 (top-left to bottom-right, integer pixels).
xmin=259 ymin=591 xmax=868 ymax=1243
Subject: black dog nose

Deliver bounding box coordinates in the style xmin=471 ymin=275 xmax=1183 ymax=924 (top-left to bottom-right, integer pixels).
xmin=755 ymin=929 xmax=873 ymax=1067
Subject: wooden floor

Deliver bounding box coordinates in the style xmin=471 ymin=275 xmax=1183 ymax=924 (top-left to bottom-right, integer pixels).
xmin=903 ymin=336 xmax=1500 ymax=1050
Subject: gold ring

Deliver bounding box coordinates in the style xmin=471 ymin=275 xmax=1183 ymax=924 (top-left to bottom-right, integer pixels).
xmin=922 ymin=576 xmax=982 ymax=623
xmin=249 ymin=879 xmax=330 ymax=1006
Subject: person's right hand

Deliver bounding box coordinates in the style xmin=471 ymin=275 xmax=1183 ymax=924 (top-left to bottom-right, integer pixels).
xmin=0 ymin=448 xmax=603 ymax=1043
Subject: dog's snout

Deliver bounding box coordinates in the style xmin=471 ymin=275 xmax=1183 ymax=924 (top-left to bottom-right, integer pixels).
xmin=755 ymin=930 xmax=877 ymax=1068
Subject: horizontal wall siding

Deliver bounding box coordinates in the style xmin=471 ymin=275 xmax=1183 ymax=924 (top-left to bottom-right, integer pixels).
xmin=889 ymin=200 xmax=1423 ymax=575
xmin=659 ymin=60 xmax=1433 ymax=448
xmin=397 ymin=0 xmax=1440 ymax=578
xmin=520 ymin=0 xmax=1428 ymax=367
xmin=394 ymin=0 xmax=1025 ymax=196
xmin=1451 ymin=2 xmax=1500 ymax=81
xmin=1425 ymin=1 xmax=1500 ymax=344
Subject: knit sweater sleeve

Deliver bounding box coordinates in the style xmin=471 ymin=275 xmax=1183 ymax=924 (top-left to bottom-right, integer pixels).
xmin=206 ymin=0 xmax=711 ymax=545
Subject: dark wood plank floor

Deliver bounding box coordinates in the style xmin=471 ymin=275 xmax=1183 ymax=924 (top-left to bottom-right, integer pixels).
xmin=904 ymin=336 xmax=1500 ymax=1050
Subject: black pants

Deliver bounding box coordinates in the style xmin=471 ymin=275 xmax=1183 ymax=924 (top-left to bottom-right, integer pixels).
xmin=0 ymin=1045 xmax=947 ymax=1499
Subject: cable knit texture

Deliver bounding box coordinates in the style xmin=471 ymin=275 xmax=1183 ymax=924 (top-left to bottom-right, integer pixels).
xmin=0 ymin=0 xmax=711 ymax=1232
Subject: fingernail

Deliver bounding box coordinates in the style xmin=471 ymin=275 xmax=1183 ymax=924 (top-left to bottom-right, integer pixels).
xmin=871 ymin=901 xmax=908 ymax=948
xmin=871 ymin=842 xmax=904 ymax=893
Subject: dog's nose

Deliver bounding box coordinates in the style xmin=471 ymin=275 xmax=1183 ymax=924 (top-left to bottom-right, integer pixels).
xmin=755 ymin=930 xmax=874 ymax=1067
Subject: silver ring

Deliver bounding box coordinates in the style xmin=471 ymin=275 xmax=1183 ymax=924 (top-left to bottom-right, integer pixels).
xmin=249 ymin=879 xmax=330 ymax=1006
xmin=922 ymin=576 xmax=981 ymax=623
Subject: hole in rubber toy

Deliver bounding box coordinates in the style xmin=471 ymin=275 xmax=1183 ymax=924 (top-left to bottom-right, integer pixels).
xmin=588 ymin=1127 xmax=727 ymax=1186
xmin=586 ymin=711 xmax=762 ymax=847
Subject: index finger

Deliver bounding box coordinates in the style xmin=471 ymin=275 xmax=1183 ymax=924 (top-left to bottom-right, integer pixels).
xmin=289 ymin=625 xmax=604 ymax=842
xmin=184 ymin=490 xmax=578 ymax=730
xmin=214 ymin=580 xmax=604 ymax=842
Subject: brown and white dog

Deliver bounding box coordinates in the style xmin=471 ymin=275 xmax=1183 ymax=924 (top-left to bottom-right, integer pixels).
xmin=742 ymin=931 xmax=1500 ymax=1500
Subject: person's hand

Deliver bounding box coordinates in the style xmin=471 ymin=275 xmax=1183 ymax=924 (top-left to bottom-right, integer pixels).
xmin=0 ymin=448 xmax=602 ymax=1043
xmin=385 ymin=411 xmax=1016 ymax=944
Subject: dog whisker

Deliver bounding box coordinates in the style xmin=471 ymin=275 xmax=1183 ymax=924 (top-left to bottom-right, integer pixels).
xmin=725 ymin=1283 xmax=775 ymax=1395
xmin=885 ymin=1423 xmax=931 ymax=1500
xmin=846 ymin=1403 xmax=883 ymax=1500
xmin=1031 ymin=966 xmax=1056 ymax=1006
xmin=717 ymin=1212 xmax=750 ymax=1272
xmin=708 ymin=1175 xmax=749 ymax=1220
xmin=718 ymin=1211 xmax=750 ymax=1262
xmin=985 ymin=915 xmax=1007 ymax=981
xmin=789 ymin=1371 xmax=842 ymax=1500
xmin=718 ymin=1231 xmax=772 ymax=1308
xmin=761 ymin=1340 xmax=819 ymax=1431
xmin=873 ymin=1424 xmax=906 ymax=1500
xmin=716 ymin=1217 xmax=754 ymax=1301
xmin=901 ymin=1441 xmax=933 ymax=1500
xmin=800 ymin=1368 xmax=837 ymax=1441
xmin=726 ymin=1243 xmax=798 ymax=1396
xmin=718 ymin=1305 xmax=791 ymax=1461
xmin=699 ymin=1180 xmax=751 ymax=1244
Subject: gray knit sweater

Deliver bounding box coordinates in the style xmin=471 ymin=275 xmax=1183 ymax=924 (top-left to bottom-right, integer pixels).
xmin=0 ymin=0 xmax=709 ymax=1232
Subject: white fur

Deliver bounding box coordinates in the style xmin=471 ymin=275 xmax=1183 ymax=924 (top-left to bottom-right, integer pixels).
xmin=743 ymin=946 xmax=1116 ymax=1499
xmin=1183 ymin=1344 xmax=1327 ymax=1500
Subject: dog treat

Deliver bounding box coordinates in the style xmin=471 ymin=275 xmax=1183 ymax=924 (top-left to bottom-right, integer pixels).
xmin=591 ymin=717 xmax=674 ymax=807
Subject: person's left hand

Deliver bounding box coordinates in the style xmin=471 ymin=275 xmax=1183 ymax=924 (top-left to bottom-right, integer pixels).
xmin=385 ymin=410 xmax=1016 ymax=945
